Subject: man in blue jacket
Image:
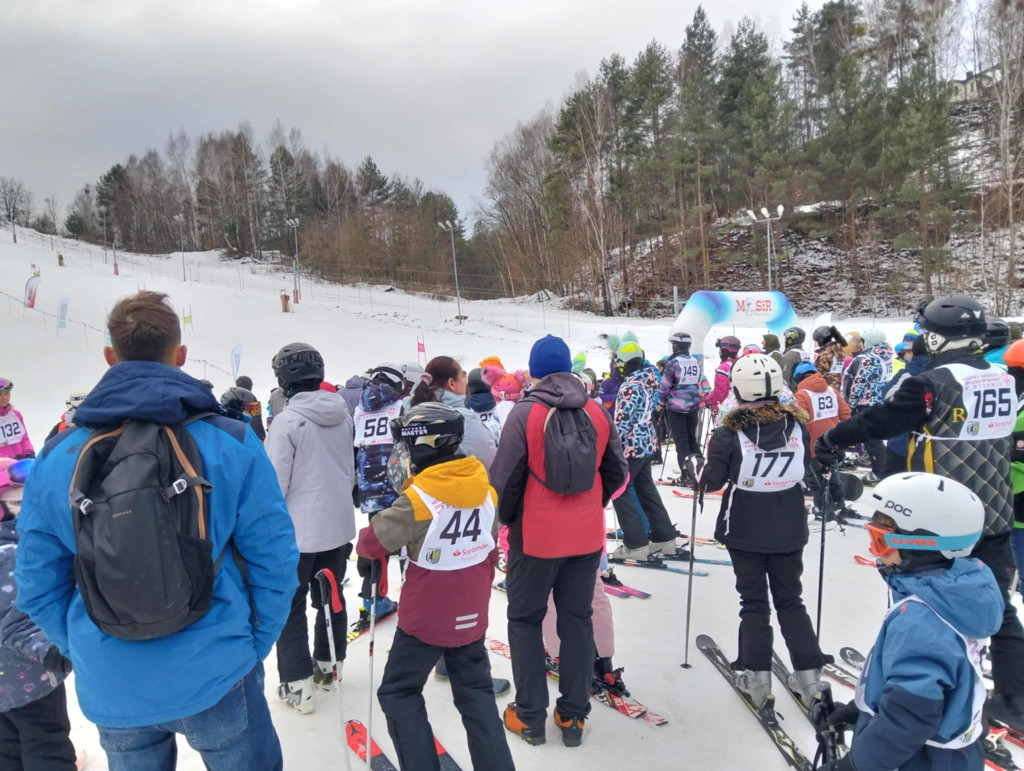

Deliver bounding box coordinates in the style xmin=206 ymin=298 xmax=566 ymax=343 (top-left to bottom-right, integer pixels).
xmin=15 ymin=291 xmax=299 ymax=770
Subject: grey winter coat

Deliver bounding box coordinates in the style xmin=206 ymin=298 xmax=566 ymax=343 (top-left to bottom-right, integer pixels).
xmin=0 ymin=513 xmax=68 ymax=711
xmin=265 ymin=389 xmax=357 ymax=553
xmin=339 ymin=375 xmax=368 ymax=416
xmin=437 ymin=389 xmax=497 ymax=471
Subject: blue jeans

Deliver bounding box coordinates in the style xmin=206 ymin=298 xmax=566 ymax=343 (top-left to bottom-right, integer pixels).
xmin=96 ymin=663 xmax=282 ymax=771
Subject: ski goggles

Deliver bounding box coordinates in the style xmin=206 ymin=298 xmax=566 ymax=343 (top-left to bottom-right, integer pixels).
xmin=389 ymin=416 xmax=463 ymax=445
xmin=0 ymin=378 xmax=12 ymax=393
xmin=0 ymin=458 xmax=33 ymax=488
xmin=865 ymin=522 xmax=897 ymax=557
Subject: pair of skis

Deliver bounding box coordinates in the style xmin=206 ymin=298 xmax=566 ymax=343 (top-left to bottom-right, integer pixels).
xmin=612 ymin=556 xmax=709 ymax=576
xmin=346 ymin=720 xmax=462 ymax=771
xmin=484 ymin=637 xmax=668 ymax=726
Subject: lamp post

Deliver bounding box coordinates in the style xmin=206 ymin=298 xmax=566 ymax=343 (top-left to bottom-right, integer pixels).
xmin=173 ymin=213 xmax=186 ymax=281
xmin=746 ymin=205 xmax=785 ymax=290
xmin=285 ymin=218 xmax=300 ymax=302
xmin=437 ymin=220 xmax=463 ymax=323
xmin=100 ymin=207 xmax=108 ymax=264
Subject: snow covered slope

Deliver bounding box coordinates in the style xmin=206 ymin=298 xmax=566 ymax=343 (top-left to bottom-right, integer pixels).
xmin=1 ymin=227 xmax=1016 ymax=770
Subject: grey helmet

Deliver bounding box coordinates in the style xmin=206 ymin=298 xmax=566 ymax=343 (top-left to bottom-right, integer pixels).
xmin=272 ymin=342 xmax=325 ymax=387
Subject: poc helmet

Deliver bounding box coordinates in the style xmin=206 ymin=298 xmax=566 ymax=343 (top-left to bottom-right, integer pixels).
xmin=866 ymin=473 xmax=984 ymax=563
xmin=730 ymin=353 xmax=783 ymax=402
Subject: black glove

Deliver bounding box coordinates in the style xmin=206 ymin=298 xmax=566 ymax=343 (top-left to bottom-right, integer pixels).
xmin=42 ymin=645 xmax=72 ymax=676
xmin=15 ymin=451 xmax=35 ymax=460
xmin=823 ymin=699 xmax=860 ymax=731
xmin=820 ymin=752 xmax=857 ymax=771
xmin=815 ymin=430 xmax=840 ymax=465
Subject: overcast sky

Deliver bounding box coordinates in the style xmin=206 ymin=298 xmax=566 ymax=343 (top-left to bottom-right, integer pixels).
xmin=1 ymin=0 xmax=819 ymax=224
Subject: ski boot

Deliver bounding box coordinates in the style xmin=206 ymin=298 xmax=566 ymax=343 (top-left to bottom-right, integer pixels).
xmin=862 ymin=472 xmax=881 ymax=486
xmin=609 ymin=542 xmax=651 ymax=562
xmin=594 ymin=656 xmax=630 ymax=697
xmin=787 ymin=668 xmax=826 ymax=710
xmin=312 ymin=660 xmax=339 ymax=692
xmin=648 ymin=539 xmax=680 ymax=557
xmin=984 ymin=728 xmax=1017 ymax=769
xmin=278 ymin=676 xmax=316 ymax=714
xmin=987 ymin=693 xmax=1024 ymax=735
xmin=736 ymin=670 xmax=774 ymax=712
xmin=601 ymin=569 xmax=624 ymax=588
xmin=503 ymin=703 xmax=546 ymax=745
xmin=364 ymin=595 xmax=397 ymax=617
xmin=553 ymin=708 xmax=586 ymax=747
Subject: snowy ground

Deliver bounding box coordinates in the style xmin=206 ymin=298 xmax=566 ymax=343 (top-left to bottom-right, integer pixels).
xmin=2 ymin=226 xmax=1021 ymax=770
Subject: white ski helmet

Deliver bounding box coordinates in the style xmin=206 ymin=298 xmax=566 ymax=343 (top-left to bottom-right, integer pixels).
xmin=867 ymin=472 xmax=983 ymax=559
xmin=730 ymin=353 xmax=783 ymax=402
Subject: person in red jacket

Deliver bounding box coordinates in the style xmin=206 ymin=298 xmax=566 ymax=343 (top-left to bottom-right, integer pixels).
xmin=356 ymin=403 xmax=514 ymax=771
xmin=792 ymin=362 xmax=851 ymax=519
xmin=489 ymin=335 xmax=628 ymax=748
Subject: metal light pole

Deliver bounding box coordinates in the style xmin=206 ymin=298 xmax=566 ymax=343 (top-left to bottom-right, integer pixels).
xmin=437 ymin=220 xmax=463 ymax=323
xmin=173 ymin=213 xmax=186 ymax=281
xmin=285 ymin=218 xmax=300 ymax=303
xmin=100 ymin=207 xmax=108 ymax=264
xmin=746 ymin=205 xmax=785 ymax=290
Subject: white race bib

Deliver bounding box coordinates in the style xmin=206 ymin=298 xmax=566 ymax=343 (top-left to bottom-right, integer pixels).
xmin=799 ymin=350 xmax=813 ymax=364
xmin=830 ymin=358 xmax=844 ymax=375
xmin=0 ymin=412 xmax=25 ymax=447
xmin=943 ymin=363 xmax=1015 ymax=440
xmin=809 ymin=389 xmax=840 ymax=422
xmin=675 ymin=356 xmax=702 ymax=386
xmin=409 ymin=485 xmax=496 ymax=571
xmin=354 ymin=403 xmax=403 ymax=448
xmin=735 ymin=428 xmax=806 ymax=492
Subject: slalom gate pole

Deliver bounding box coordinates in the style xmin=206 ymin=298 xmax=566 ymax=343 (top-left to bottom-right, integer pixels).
xmin=315 ymin=568 xmax=352 ymax=771
xmin=366 ymin=558 xmax=387 ymax=770
xmin=681 ymin=466 xmax=701 ymax=669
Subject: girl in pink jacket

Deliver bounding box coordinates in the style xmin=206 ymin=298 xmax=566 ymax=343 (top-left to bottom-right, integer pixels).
xmin=0 ymin=380 xmax=34 ymax=460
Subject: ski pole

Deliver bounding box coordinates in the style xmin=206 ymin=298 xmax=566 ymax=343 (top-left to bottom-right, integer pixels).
xmin=814 ymin=459 xmax=840 ymax=641
xmin=658 ymin=409 xmax=667 ymax=482
xmin=680 ymin=460 xmax=701 ymax=670
xmin=366 ymin=557 xmax=387 ymax=770
xmin=314 ymin=568 xmax=353 ymax=771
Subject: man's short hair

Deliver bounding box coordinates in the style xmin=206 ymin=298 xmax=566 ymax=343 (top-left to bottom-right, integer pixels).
xmin=107 ymin=291 xmax=181 ymax=362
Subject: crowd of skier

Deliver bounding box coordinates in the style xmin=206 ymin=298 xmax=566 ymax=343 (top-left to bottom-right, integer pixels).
xmin=1 ymin=288 xmax=1023 ymax=770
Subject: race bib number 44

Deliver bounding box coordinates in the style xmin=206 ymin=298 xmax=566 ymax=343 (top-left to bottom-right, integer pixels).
xmin=0 ymin=412 xmax=25 ymax=447
xmin=411 ymin=486 xmax=496 ymax=571
xmin=736 ymin=431 xmax=806 ymax=492
xmin=945 ymin=364 xmax=1015 ymax=440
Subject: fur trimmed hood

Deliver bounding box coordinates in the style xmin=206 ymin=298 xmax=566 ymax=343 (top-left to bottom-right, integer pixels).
xmin=723 ymin=400 xmax=808 ymax=431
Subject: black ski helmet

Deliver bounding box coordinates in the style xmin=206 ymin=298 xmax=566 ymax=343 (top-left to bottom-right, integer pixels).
xmin=915 ymin=295 xmax=986 ymax=339
xmin=387 ymin=402 xmax=465 ymax=490
xmin=812 ymin=326 xmax=833 ymax=347
xmin=985 ymin=318 xmax=1010 ymax=351
xmin=220 ymin=386 xmax=257 ymax=413
xmin=272 ymin=342 xmax=325 ymax=388
xmin=784 ymin=327 xmax=806 ymax=348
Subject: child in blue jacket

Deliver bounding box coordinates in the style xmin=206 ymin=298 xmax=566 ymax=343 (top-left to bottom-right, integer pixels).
xmin=820 ymin=472 xmax=1003 ymax=771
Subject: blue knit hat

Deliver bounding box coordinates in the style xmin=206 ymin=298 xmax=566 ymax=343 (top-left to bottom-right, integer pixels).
xmin=529 ymin=335 xmax=572 ymax=380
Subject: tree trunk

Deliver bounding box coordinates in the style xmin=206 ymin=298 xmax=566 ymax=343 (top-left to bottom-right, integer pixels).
xmin=697 ymin=147 xmax=709 ymax=288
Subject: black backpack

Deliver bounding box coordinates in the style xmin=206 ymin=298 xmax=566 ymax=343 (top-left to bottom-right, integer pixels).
xmin=523 ymin=397 xmax=599 ymax=496
xmin=69 ymin=415 xmax=225 ymax=641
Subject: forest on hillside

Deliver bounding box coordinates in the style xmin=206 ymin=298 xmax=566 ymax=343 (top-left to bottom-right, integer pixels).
xmin=2 ymin=0 xmax=1022 ymax=315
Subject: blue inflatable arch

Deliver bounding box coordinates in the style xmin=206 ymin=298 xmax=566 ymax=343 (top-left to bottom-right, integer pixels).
xmin=669 ymin=291 xmax=800 ymax=358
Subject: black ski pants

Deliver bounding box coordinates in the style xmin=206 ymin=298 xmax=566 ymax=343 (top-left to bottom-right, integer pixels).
xmin=973 ymin=533 xmax=1024 ymax=696
xmin=358 ymin=511 xmax=390 ymax=600
xmin=276 ymin=543 xmax=352 ymax=683
xmin=803 ymin=460 xmax=844 ymax=512
xmin=612 ymin=455 xmax=677 ymax=549
xmin=0 ymin=683 xmax=76 ymax=771
xmin=377 ymin=629 xmax=514 ymax=771
xmin=506 ymin=547 xmax=600 ymax=726
xmin=668 ymin=409 xmax=700 ymax=471
xmin=853 ymin=406 xmax=885 ymax=475
xmin=880 ymin=448 xmax=908 ymax=479
xmin=727 ymin=547 xmax=825 ymax=672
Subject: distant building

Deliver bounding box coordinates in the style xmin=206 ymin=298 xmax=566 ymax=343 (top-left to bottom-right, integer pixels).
xmin=949 ymin=65 xmax=1002 ymax=103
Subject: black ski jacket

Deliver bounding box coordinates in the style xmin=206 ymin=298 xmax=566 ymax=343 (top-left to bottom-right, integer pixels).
xmin=703 ymin=401 xmax=811 ymax=553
